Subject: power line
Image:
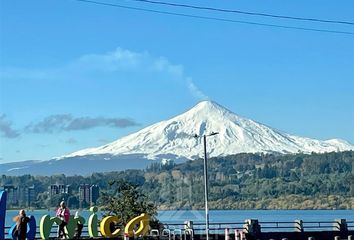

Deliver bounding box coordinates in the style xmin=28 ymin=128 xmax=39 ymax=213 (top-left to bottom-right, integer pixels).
xmin=130 ymin=0 xmax=354 ymax=26
xmin=74 ymin=0 xmax=354 ymax=35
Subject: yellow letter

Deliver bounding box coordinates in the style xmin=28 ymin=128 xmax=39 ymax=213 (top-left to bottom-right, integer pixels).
xmin=100 ymin=216 xmax=121 ymax=238
xmin=124 ymin=214 xmax=150 ymax=237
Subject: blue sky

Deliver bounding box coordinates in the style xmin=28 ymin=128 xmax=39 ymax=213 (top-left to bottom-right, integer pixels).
xmin=0 ymin=0 xmax=353 ymax=163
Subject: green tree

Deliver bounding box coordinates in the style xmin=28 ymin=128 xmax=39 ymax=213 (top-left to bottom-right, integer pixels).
xmin=100 ymin=179 xmax=157 ymax=225
xmin=67 ymin=195 xmax=79 ymax=209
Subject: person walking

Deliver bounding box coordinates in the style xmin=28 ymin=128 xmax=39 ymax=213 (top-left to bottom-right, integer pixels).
xmin=56 ymin=201 xmax=70 ymax=239
xmin=13 ymin=209 xmax=30 ymax=240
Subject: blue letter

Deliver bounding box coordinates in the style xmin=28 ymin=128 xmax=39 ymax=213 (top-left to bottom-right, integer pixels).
xmin=0 ymin=191 xmax=7 ymax=240
xmin=27 ymin=216 xmax=36 ymax=240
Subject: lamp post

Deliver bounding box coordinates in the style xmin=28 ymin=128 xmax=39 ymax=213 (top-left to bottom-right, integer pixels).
xmin=194 ymin=132 xmax=219 ymax=240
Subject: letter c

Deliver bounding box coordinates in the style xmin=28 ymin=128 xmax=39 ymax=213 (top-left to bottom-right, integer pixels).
xmin=100 ymin=216 xmax=121 ymax=238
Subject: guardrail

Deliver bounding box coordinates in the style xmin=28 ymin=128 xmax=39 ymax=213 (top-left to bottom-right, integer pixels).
xmin=163 ymin=222 xmax=245 ymax=233
xmin=163 ymin=219 xmax=353 ymax=232
xmin=3 ymin=219 xmax=354 ymax=239
xmin=348 ymin=221 xmax=354 ymax=228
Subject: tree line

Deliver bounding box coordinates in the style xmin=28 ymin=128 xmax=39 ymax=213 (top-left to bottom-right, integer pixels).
xmin=1 ymin=151 xmax=353 ymax=210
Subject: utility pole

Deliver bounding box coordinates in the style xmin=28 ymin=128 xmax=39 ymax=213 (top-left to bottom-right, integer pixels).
xmin=194 ymin=132 xmax=219 ymax=240
xmin=203 ymin=135 xmax=210 ymax=240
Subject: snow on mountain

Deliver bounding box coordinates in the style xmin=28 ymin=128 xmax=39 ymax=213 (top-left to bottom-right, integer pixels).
xmin=61 ymin=101 xmax=354 ymax=161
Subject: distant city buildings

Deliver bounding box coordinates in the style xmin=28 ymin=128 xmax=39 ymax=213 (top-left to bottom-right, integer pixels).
xmin=49 ymin=184 xmax=71 ymax=198
xmin=2 ymin=185 xmax=36 ymax=207
xmin=79 ymin=184 xmax=99 ymax=206
xmin=90 ymin=185 xmax=99 ymax=205
xmin=2 ymin=185 xmax=17 ymax=206
xmin=18 ymin=185 xmax=36 ymax=207
xmin=2 ymin=183 xmax=100 ymax=208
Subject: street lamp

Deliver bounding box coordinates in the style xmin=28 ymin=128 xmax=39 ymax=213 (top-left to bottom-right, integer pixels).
xmin=194 ymin=132 xmax=219 ymax=240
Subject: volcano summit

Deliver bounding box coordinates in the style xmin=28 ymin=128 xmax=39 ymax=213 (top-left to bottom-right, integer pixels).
xmin=62 ymin=101 xmax=354 ymax=159
xmin=1 ymin=101 xmax=353 ymax=175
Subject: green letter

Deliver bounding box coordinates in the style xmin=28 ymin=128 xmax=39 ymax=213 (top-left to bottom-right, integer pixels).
xmin=88 ymin=206 xmax=99 ymax=237
xmin=39 ymin=215 xmax=62 ymax=240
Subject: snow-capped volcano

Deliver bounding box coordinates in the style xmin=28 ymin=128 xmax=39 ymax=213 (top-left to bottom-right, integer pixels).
xmin=2 ymin=101 xmax=353 ymax=176
xmin=62 ymin=101 xmax=354 ymax=160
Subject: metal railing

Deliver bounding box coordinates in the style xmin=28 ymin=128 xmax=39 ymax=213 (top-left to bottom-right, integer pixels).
xmin=259 ymin=221 xmax=296 ymax=231
xmin=163 ymin=220 xmax=354 ymax=233
xmin=302 ymin=221 xmax=338 ymax=231
xmin=163 ymin=222 xmax=245 ymax=234
xmin=347 ymin=221 xmax=354 ymax=228
xmin=3 ymin=219 xmax=354 ymax=239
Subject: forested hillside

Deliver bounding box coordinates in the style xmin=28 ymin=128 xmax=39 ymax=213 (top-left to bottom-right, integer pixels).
xmin=1 ymin=151 xmax=353 ymax=209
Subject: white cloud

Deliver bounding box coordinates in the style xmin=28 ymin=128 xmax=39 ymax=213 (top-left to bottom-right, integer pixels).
xmin=75 ymin=47 xmax=147 ymax=72
xmin=72 ymin=47 xmax=207 ymax=99
xmin=120 ymin=48 xmax=207 ymax=99
xmin=0 ymin=47 xmax=208 ymax=100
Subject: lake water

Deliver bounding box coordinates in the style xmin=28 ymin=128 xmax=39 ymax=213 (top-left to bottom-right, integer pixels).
xmin=4 ymin=209 xmax=354 ymax=227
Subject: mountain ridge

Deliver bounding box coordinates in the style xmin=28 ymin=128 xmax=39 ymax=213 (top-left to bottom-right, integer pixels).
xmin=1 ymin=100 xmax=353 ymax=176
xmin=60 ymin=100 xmax=354 ymax=160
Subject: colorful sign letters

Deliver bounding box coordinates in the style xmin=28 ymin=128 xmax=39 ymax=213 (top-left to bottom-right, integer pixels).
xmin=0 ymin=191 xmax=150 ymax=240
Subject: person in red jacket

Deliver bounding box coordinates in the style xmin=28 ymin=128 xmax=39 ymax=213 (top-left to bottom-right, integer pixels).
xmin=56 ymin=201 xmax=70 ymax=239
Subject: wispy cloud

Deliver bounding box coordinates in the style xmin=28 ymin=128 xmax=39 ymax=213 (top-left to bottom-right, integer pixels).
xmin=77 ymin=47 xmax=207 ymax=99
xmin=25 ymin=114 xmax=139 ymax=133
xmin=75 ymin=47 xmax=148 ymax=72
xmin=1 ymin=47 xmax=208 ymax=100
xmin=0 ymin=114 xmax=20 ymax=138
